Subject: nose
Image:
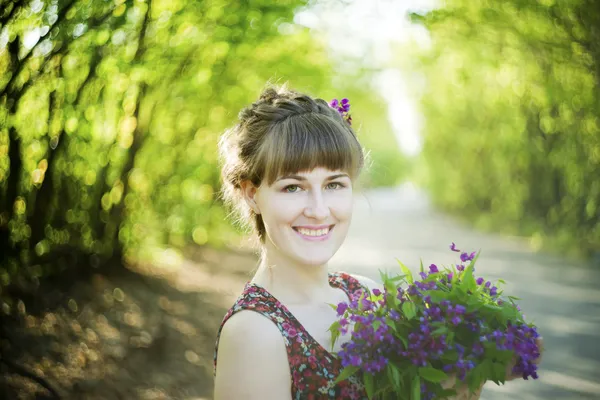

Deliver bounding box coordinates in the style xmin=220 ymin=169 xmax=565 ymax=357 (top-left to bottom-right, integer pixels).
xmin=304 ymin=189 xmax=330 ymax=220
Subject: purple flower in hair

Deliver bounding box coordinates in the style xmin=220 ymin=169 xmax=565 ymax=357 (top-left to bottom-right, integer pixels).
xmin=330 ymin=97 xmax=352 ymax=125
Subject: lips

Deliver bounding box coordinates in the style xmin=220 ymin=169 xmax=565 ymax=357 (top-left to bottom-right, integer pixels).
xmin=292 ymin=224 xmax=335 ymax=236
xmin=292 ymin=224 xmax=335 ymax=239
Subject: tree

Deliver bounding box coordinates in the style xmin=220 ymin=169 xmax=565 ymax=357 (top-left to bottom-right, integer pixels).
xmin=403 ymin=0 xmax=600 ymax=257
xmin=0 ymin=0 xmax=338 ymax=288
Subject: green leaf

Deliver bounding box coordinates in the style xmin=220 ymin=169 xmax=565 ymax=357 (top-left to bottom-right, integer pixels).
xmin=364 ymin=372 xmax=375 ymax=399
xmin=467 ymin=364 xmax=484 ymax=391
xmin=438 ymin=388 xmax=458 ymax=398
xmin=328 ymin=320 xmax=341 ymax=351
xmin=483 ymin=304 xmax=502 ymax=312
xmin=373 ymin=319 xmax=381 ymax=331
xmin=428 ymin=291 xmax=448 ymax=303
xmin=397 ymin=259 xmax=414 ymax=284
xmin=432 ymin=326 xmax=448 ymax=336
xmin=492 ymin=362 xmax=506 ymax=384
xmin=397 ymin=333 xmax=408 ymax=348
xmin=334 ymin=366 xmax=360 ymax=384
xmin=356 ymin=291 xmax=367 ymax=311
xmin=374 ymin=385 xmax=394 ymax=399
xmin=379 ymin=269 xmax=389 ymax=283
xmin=390 ymin=274 xmax=407 ymax=283
xmin=441 ymin=350 xmax=459 ymax=362
xmin=480 ymin=359 xmax=493 ymax=377
xmin=418 ymin=367 xmax=448 ymax=383
xmin=461 ymin=263 xmax=476 ymax=292
xmin=420 ymin=258 xmax=425 ymax=274
xmin=468 ymin=250 xmax=482 ymax=270
xmin=402 ymin=301 xmax=417 ymax=320
xmin=389 ymin=363 xmax=402 ymax=388
xmin=412 ymin=375 xmax=421 ymax=400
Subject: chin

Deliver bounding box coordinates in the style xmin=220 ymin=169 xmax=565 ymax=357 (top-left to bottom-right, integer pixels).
xmin=292 ymin=250 xmax=336 ymax=267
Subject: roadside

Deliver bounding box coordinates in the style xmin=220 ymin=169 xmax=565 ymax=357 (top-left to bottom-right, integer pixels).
xmin=0 ymin=247 xmax=257 ymax=400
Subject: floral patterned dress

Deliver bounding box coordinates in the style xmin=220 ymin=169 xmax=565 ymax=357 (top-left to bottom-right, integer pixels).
xmin=214 ymin=271 xmax=369 ymax=399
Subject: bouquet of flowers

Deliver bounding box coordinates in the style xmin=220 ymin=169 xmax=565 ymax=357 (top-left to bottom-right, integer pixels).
xmin=329 ymin=243 xmax=542 ymax=400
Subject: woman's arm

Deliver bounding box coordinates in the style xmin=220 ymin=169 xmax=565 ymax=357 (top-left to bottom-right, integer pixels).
xmin=214 ymin=310 xmax=292 ymax=400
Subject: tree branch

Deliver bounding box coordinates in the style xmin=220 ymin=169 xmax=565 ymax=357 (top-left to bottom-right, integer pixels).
xmin=0 ymin=0 xmax=76 ymax=98
xmin=0 ymin=0 xmax=25 ymax=29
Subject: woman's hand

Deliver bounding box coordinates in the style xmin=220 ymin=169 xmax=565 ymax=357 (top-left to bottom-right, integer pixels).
xmin=441 ymin=375 xmax=484 ymax=400
xmin=506 ymin=336 xmax=544 ymax=381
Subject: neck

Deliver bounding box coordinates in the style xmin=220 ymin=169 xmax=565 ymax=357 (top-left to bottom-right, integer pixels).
xmin=252 ymin=244 xmax=333 ymax=305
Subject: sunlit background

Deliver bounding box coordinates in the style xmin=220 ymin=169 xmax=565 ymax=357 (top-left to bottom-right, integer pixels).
xmin=0 ymin=0 xmax=598 ymax=398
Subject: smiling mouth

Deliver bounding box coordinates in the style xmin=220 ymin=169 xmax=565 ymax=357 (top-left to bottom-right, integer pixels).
xmin=292 ymin=225 xmax=335 ymax=238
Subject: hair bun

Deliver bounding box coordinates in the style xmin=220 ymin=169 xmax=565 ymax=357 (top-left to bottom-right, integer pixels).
xmin=258 ymin=87 xmax=281 ymax=104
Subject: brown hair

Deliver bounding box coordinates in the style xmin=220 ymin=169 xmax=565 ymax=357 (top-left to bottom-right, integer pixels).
xmin=218 ymin=84 xmax=365 ymax=243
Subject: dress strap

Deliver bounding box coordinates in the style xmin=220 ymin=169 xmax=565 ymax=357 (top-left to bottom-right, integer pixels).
xmin=328 ymin=271 xmax=369 ymax=300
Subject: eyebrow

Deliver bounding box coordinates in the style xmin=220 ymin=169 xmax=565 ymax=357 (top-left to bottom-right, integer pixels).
xmin=277 ymin=173 xmax=350 ymax=182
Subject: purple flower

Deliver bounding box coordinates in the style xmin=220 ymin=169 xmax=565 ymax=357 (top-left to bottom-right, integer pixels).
xmin=456 ymin=264 xmax=465 ymax=271
xmin=490 ymin=286 xmax=498 ymax=296
xmin=476 ymin=277 xmax=484 ymax=285
xmin=450 ymin=242 xmax=460 ymax=252
xmin=429 ymin=264 xmax=439 ymax=273
xmin=350 ymin=354 xmax=362 ymax=367
xmin=460 ymin=252 xmax=476 ymax=262
xmin=454 ymin=304 xmax=466 ymax=314
xmin=336 ymin=302 xmax=348 ymax=316
xmin=372 ymin=288 xmax=381 ymax=296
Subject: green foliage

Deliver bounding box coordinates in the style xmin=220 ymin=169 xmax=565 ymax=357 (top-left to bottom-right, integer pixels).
xmin=0 ymin=0 xmax=403 ymax=288
xmin=403 ymin=0 xmax=600 ymax=259
xmin=0 ymin=0 xmax=405 ymax=288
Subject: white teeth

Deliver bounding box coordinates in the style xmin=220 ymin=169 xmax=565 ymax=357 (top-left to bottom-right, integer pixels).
xmin=296 ymin=227 xmax=329 ymax=237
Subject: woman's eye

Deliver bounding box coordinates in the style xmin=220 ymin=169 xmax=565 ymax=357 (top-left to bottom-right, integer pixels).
xmin=283 ymin=185 xmax=301 ymax=193
xmin=326 ymin=182 xmax=345 ymax=190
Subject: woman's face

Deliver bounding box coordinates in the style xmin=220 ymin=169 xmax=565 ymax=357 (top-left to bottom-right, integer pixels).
xmin=251 ymin=167 xmax=355 ymax=267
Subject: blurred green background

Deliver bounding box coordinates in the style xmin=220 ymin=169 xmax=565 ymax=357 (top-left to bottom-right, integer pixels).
xmin=0 ymin=0 xmax=408 ymax=292
xmin=403 ymin=0 xmax=600 ymax=260
xmin=0 ymin=0 xmax=598 ymax=289
xmin=1 ymin=0 xmax=598 ymax=292
xmin=0 ymin=0 xmax=599 ymax=397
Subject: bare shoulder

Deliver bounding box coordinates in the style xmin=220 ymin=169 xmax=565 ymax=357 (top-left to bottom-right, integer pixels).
xmin=348 ymin=273 xmax=384 ymax=293
xmin=214 ymin=310 xmax=291 ymax=400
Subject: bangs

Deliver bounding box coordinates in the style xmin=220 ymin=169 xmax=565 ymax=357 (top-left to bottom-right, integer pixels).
xmin=255 ymin=113 xmax=363 ymax=186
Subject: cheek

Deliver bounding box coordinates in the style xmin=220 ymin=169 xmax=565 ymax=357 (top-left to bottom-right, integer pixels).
xmin=331 ymin=192 xmax=354 ymax=220
xmin=263 ymin=196 xmax=302 ymax=224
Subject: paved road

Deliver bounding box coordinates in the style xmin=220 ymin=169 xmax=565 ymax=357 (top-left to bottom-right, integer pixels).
xmin=328 ymin=183 xmax=600 ymax=400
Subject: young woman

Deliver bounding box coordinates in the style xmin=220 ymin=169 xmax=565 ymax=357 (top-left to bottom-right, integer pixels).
xmin=212 ymin=86 xmax=528 ymax=399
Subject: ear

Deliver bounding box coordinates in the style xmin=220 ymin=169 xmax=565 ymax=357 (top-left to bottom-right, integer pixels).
xmin=240 ymin=180 xmax=261 ymax=215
